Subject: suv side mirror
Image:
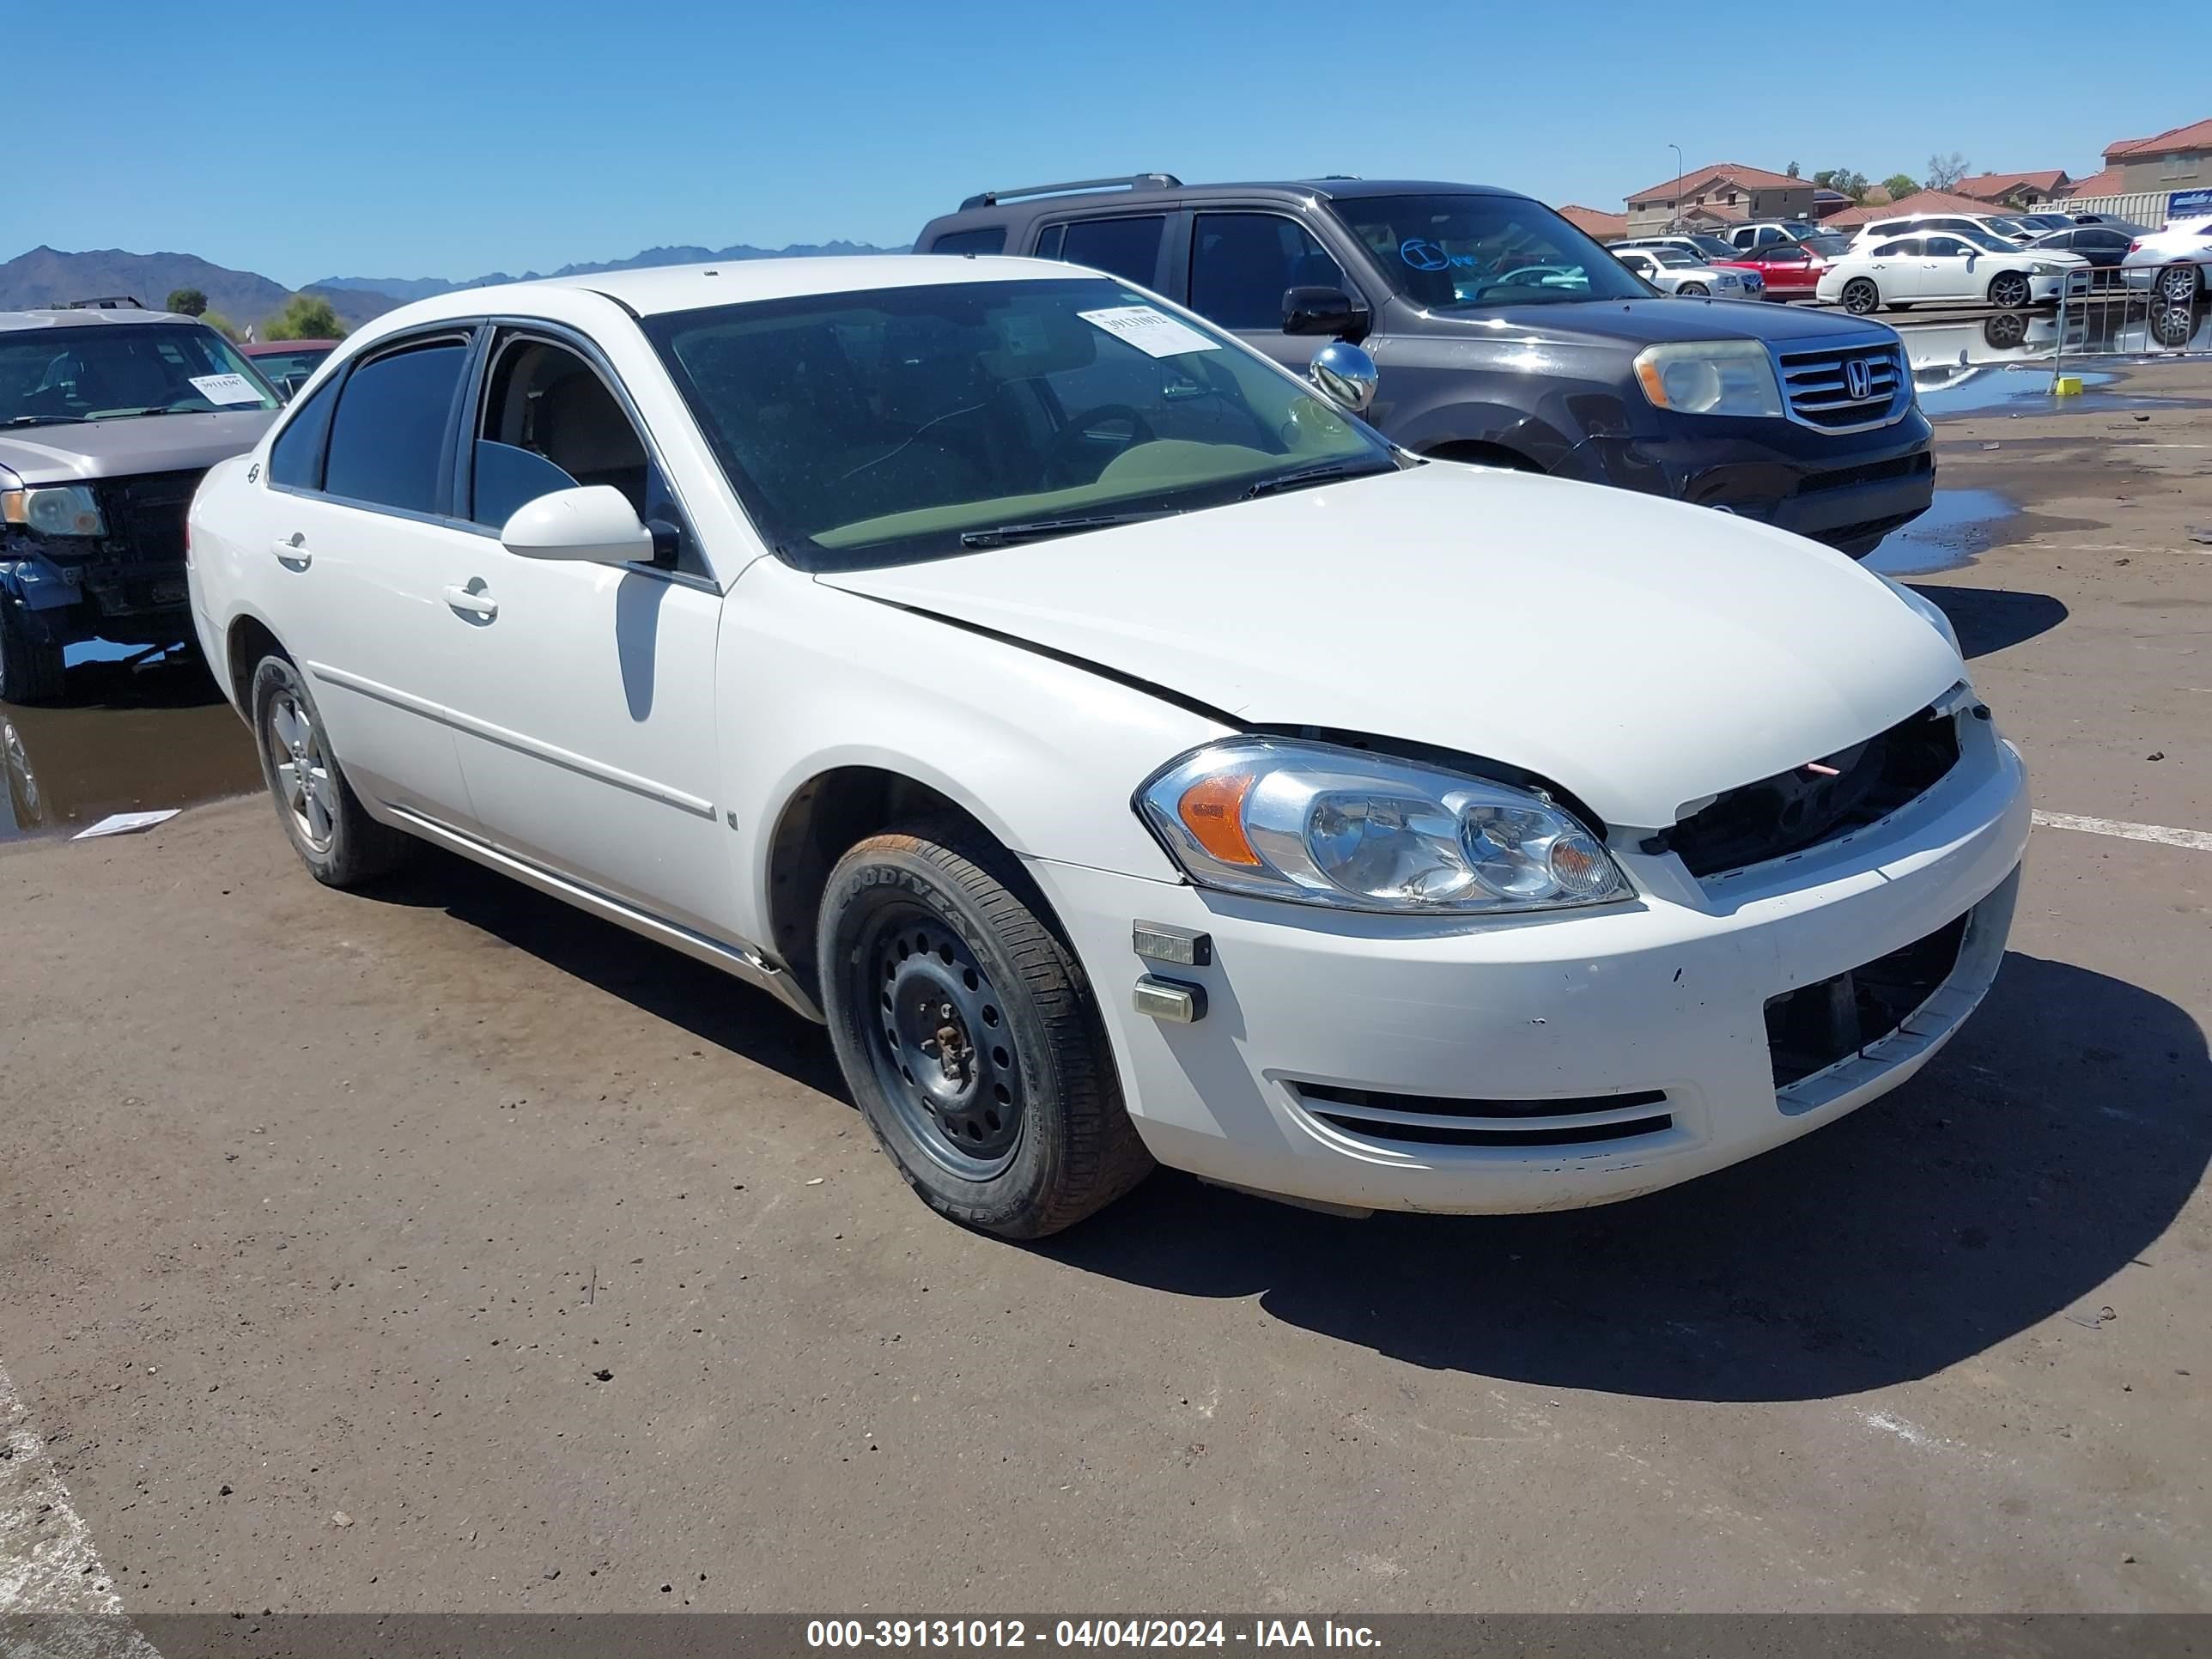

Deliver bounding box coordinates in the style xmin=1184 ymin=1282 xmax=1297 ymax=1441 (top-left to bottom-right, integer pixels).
xmin=1282 ymin=285 xmax=1366 ymax=340
xmin=501 ymin=485 xmax=656 ymax=564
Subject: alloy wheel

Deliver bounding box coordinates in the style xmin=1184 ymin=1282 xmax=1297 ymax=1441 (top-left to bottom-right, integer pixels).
xmin=264 ymin=689 xmax=338 ymax=853
xmin=1990 ymin=274 xmax=2030 ymax=308
xmin=2159 ymin=264 xmax=2201 ymax=305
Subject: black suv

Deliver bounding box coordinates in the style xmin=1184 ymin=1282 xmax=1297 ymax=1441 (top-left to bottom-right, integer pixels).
xmin=918 ymin=175 xmax=1934 ymax=556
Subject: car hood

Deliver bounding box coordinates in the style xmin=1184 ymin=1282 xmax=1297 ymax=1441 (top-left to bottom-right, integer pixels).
xmin=816 ymin=464 xmax=1964 ymax=831
xmin=1423 ymin=296 xmax=1895 ymax=350
xmin=0 ymin=410 xmax=276 ymax=486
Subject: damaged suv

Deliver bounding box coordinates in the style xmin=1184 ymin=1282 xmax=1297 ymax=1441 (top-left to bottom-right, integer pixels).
xmin=1 ymin=306 xmax=281 ymax=702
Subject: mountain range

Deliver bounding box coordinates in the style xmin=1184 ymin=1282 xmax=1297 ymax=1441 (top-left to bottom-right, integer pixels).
xmin=1 ymin=239 xmax=908 ymax=332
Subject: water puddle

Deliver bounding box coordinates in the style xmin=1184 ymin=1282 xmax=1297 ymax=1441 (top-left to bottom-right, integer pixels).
xmin=2 ymin=649 xmax=262 ymax=843
xmin=1914 ymin=367 xmax=2138 ymax=417
xmin=1863 ymin=489 xmax=2020 ymax=577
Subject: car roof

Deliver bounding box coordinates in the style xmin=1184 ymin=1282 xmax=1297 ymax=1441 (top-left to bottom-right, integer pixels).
xmin=241 ymin=338 xmax=339 ymax=353
xmin=0 ymin=307 xmax=198 ymax=332
xmin=338 ymin=255 xmax=1103 ymax=335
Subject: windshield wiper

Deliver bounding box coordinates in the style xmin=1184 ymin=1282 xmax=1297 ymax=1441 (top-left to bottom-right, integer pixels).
xmin=959 ymin=510 xmax=1175 ymax=549
xmin=2 ymin=413 xmax=90 ymax=428
xmin=1243 ymin=462 xmax=1389 ymax=499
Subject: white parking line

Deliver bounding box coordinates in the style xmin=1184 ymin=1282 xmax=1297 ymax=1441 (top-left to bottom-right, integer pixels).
xmin=0 ymin=1360 xmax=158 ymax=1655
xmin=2033 ymin=810 xmax=2212 ymax=853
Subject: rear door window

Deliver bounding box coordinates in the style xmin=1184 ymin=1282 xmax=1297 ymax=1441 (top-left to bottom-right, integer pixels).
xmin=1188 ymin=213 xmax=1349 ymax=330
xmin=322 ymin=337 xmax=471 ymax=515
xmin=928 ymin=228 xmax=1006 ymax=256
xmin=268 ymin=374 xmax=340 ymax=491
xmin=1034 ymin=216 xmax=1166 ymax=287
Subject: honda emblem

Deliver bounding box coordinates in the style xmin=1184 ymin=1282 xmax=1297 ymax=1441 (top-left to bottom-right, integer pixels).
xmin=1844 ymin=357 xmax=1873 ymax=400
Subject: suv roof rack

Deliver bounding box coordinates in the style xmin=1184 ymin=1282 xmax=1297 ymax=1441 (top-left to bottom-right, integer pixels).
xmin=959 ymin=173 xmax=1182 ymax=211
xmin=68 ymin=295 xmax=146 ymax=309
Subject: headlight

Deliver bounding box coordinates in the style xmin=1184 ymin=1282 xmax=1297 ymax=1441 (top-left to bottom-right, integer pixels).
xmin=1135 ymin=739 xmax=1629 ymax=915
xmin=1632 ymin=340 xmax=1783 ymax=417
xmin=0 ymin=483 xmax=105 ymax=538
xmin=2030 ymin=261 xmax=2064 ymax=276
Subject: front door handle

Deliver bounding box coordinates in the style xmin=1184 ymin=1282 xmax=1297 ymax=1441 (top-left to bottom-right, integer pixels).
xmin=271 ymin=534 xmax=312 ymax=568
xmin=443 ymin=582 xmax=498 ymax=622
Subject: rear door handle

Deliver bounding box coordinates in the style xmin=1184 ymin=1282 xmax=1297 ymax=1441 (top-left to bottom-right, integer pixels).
xmin=271 ymin=534 xmax=312 ymax=568
xmin=443 ymin=583 xmax=498 ymax=622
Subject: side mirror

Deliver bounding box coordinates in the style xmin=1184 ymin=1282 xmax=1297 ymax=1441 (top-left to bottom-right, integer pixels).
xmin=500 ymin=484 xmax=656 ymax=564
xmin=1281 ymin=285 xmax=1365 ymax=340
xmin=1307 ymin=341 xmax=1378 ymax=415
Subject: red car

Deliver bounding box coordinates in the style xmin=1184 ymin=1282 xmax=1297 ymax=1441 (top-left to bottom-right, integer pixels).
xmin=240 ymin=338 xmax=340 ymax=397
xmin=1715 ymin=245 xmax=1830 ymax=302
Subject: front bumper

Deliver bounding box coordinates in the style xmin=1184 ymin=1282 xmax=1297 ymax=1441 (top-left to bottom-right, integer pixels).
xmin=1030 ymin=720 xmax=2028 ymax=1216
xmin=1563 ymin=404 xmax=1936 ymax=554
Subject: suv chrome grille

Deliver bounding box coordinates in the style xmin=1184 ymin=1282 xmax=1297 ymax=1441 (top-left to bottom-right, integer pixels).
xmin=1777 ymin=339 xmax=1907 ymax=431
xmin=95 ymin=470 xmax=202 ymax=566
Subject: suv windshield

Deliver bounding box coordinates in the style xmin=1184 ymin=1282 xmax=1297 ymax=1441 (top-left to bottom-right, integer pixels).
xmin=1327 ymin=193 xmax=1650 ymax=308
xmin=0 ymin=322 xmax=279 ymax=425
xmin=1686 ymin=235 xmax=1738 ymax=260
xmin=643 ymin=276 xmax=1395 ymax=568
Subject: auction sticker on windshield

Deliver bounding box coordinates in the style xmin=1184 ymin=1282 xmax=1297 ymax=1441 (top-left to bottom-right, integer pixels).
xmin=1079 ymin=306 xmax=1219 ymax=359
xmin=187 ymin=374 xmax=264 ymax=405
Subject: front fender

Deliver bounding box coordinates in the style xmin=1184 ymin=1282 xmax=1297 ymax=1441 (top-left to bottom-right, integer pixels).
xmin=718 ymin=559 xmax=1227 ymax=948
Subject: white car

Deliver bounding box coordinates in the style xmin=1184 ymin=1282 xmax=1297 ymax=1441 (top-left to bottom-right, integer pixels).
xmin=1613 ymin=246 xmax=1747 ymax=297
xmin=2121 ymin=215 xmax=2212 ymax=304
xmin=1847 ymin=212 xmax=2039 ymax=249
xmin=186 ymin=256 xmax=2029 ymax=1237
xmin=1818 ymin=229 xmax=2080 ymax=313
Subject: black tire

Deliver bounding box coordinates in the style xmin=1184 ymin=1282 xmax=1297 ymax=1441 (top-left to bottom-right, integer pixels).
xmin=2158 ymin=263 xmax=2202 ymax=305
xmin=1987 ymin=271 xmax=2032 ymax=309
xmin=817 ymin=820 xmax=1152 ymax=1238
xmin=1842 ymin=278 xmax=1880 ymax=315
xmin=248 ymin=653 xmax=408 ymax=887
xmin=1678 ymin=282 xmax=1709 ymax=297
xmin=0 ymin=602 xmax=67 ymax=705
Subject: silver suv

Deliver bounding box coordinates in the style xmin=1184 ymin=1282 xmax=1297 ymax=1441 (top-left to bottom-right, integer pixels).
xmin=1 ymin=304 xmax=280 ymax=702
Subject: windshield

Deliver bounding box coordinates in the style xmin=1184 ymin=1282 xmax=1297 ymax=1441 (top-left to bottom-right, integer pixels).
xmin=1982 ymin=218 xmax=2029 ymax=239
xmin=1959 ymin=228 xmax=2018 ymax=252
xmin=1648 ymin=248 xmax=1702 ymax=268
xmin=0 ymin=322 xmax=279 ymax=425
xmin=1799 ymin=233 xmax=1849 ymax=257
xmin=245 ymin=345 xmax=334 ymax=384
xmin=1687 ymin=235 xmax=1737 ymax=260
xmin=1327 ymin=193 xmax=1651 ymax=308
xmin=643 ymin=276 xmax=1395 ymax=569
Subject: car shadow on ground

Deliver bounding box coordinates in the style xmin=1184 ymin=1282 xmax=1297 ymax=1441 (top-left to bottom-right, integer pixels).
xmin=1042 ymin=952 xmax=2209 ymax=1402
xmin=1914 ymin=583 xmax=2068 ymax=659
xmin=360 ymin=857 xmax=2207 ymax=1407
xmin=368 ymin=847 xmax=848 ymax=1101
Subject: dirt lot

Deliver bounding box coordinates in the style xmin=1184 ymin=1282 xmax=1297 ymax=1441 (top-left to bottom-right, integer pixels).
xmin=3 ymin=360 xmax=2209 ymax=1621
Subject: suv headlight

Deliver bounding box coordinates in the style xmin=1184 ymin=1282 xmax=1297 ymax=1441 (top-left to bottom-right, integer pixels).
xmin=1 ymin=483 xmax=105 ymax=538
xmin=1136 ymin=739 xmax=1629 ymax=915
xmin=1632 ymin=340 xmax=1784 ymax=416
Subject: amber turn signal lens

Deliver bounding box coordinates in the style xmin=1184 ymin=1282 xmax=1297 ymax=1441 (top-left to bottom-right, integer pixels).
xmin=1177 ymin=773 xmax=1261 ymax=866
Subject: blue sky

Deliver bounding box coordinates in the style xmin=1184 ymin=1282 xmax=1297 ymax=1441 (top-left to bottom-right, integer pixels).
xmin=17 ymin=0 xmax=2201 ymax=287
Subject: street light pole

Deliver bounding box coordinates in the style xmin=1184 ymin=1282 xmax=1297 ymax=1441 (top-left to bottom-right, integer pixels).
xmin=1669 ymin=143 xmax=1684 ymax=232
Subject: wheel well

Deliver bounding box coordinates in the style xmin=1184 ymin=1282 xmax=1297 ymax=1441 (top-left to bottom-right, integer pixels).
xmin=764 ymin=767 xmax=997 ymax=1005
xmin=225 ymin=616 xmax=284 ymax=709
xmin=1421 ymin=440 xmax=1542 ymax=472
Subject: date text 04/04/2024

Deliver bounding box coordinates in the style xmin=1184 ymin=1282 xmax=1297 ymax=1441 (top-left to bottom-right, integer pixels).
xmin=805 ymin=1620 xmax=1382 ymax=1649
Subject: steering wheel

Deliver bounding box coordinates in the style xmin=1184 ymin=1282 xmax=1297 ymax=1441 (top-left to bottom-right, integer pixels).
xmin=1039 ymin=404 xmax=1156 ymax=488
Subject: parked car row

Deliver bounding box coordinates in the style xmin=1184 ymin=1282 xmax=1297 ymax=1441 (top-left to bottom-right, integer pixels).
xmin=182 ymin=203 xmax=2029 ymax=1237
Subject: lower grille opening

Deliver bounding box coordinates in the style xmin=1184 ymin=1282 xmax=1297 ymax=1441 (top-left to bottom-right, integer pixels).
xmin=1798 ymin=451 xmax=1934 ymax=495
xmin=1293 ymin=1084 xmax=1673 ymax=1150
xmin=1646 ymin=703 xmax=1963 ymax=879
xmin=1765 ymin=910 xmax=1970 ymax=1090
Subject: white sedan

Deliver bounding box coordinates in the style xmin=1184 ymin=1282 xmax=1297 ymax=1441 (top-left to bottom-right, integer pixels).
xmin=1818 ymin=230 xmax=2081 ymax=313
xmin=187 ymin=256 xmax=2029 ymax=1237
xmin=2120 ymin=215 xmax=2212 ymax=303
xmin=1613 ymin=246 xmax=1749 ymax=297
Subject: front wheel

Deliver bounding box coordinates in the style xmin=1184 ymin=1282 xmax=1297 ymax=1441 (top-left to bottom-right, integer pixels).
xmin=2158 ymin=263 xmax=2203 ymax=304
xmin=817 ymin=822 xmax=1152 ymax=1238
xmin=1988 ymin=271 xmax=2032 ymax=309
xmin=250 ymin=653 xmax=409 ymax=886
xmin=0 ymin=602 xmax=67 ymax=705
xmin=1677 ymin=282 xmax=1709 ymax=297
xmin=1841 ymin=277 xmax=1880 ymax=315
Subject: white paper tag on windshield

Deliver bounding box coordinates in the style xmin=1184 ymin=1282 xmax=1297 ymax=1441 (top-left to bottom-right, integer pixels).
xmin=1078 ymin=306 xmax=1219 ymax=359
xmin=188 ymin=373 xmax=263 ymax=406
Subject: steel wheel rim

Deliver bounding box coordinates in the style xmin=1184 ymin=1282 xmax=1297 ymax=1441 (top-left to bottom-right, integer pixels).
xmin=860 ymin=906 xmax=1024 ymax=1181
xmin=264 ymin=689 xmax=337 ymax=854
